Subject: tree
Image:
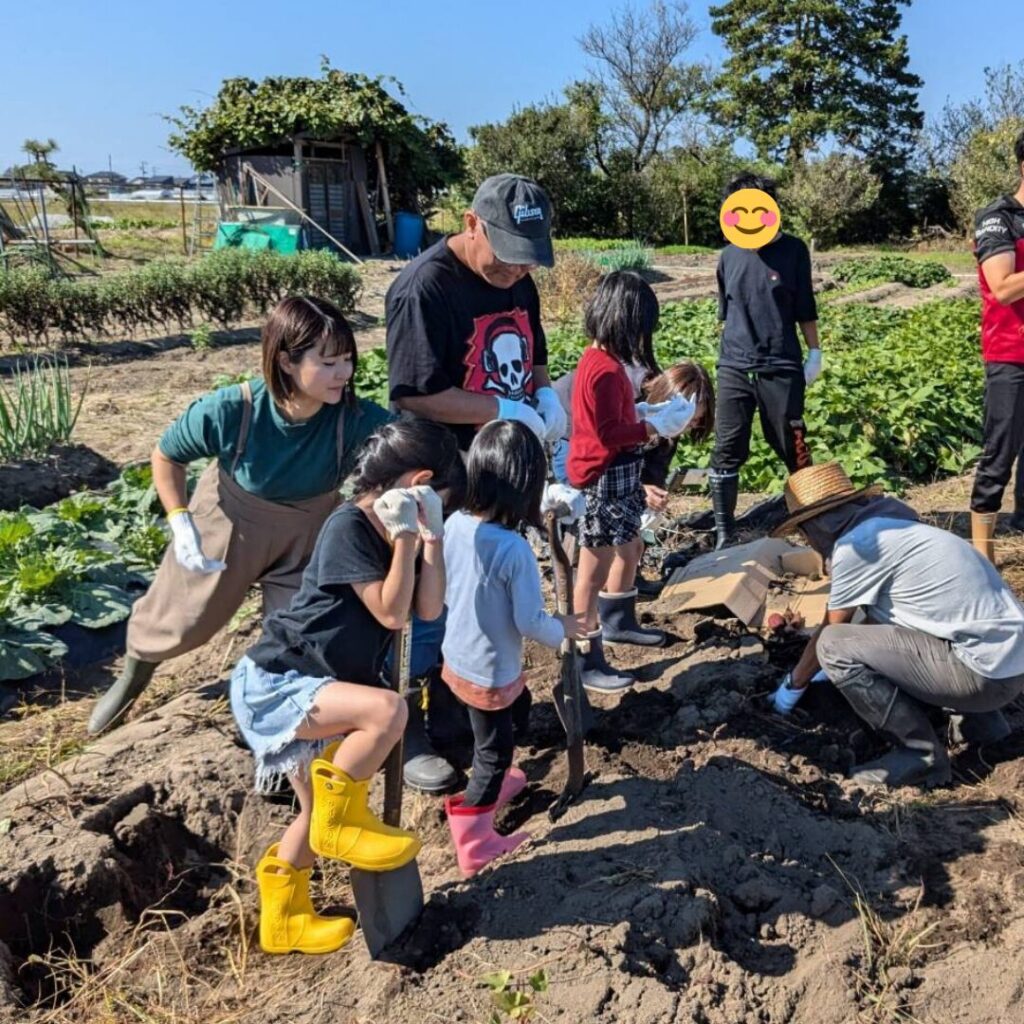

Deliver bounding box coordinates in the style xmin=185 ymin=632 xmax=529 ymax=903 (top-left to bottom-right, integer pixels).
xmin=949 ymin=118 xmax=1024 ymax=229
xmin=782 ymin=153 xmax=881 ymax=250
xmin=21 ymin=138 xmax=59 ymax=169
xmin=707 ymin=1 xmax=922 ymax=167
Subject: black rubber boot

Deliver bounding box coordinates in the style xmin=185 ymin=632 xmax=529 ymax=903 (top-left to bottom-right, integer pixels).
xmin=598 ymin=589 xmax=666 ymax=647
xmin=88 ymin=657 xmax=158 ymax=735
xmin=403 ymin=683 xmax=459 ymax=794
xmin=635 ymin=569 xmax=663 ymax=599
xmin=709 ymin=472 xmax=739 ymax=550
xmin=836 ymin=669 xmax=951 ymax=788
xmin=949 ymin=709 xmax=1012 ymax=746
xmin=580 ymin=631 xmax=634 ymax=693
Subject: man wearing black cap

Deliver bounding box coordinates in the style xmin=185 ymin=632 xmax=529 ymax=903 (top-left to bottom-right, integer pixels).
xmin=386 ymin=173 xmax=567 ymax=451
xmin=384 ymin=174 xmax=568 ymax=794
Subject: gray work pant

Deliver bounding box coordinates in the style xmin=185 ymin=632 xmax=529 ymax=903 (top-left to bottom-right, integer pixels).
xmin=817 ymin=623 xmax=1024 ymax=714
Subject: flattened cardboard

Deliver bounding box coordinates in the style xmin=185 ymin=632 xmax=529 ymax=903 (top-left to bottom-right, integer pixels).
xmin=660 ymin=537 xmax=829 ymax=631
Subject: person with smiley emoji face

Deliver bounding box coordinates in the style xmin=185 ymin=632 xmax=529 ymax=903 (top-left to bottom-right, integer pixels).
xmin=709 ymin=172 xmax=821 ymax=549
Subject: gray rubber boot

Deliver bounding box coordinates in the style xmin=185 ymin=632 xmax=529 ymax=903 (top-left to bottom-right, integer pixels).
xmin=403 ymin=684 xmax=459 ymax=794
xmin=949 ymin=709 xmax=1012 ymax=746
xmin=836 ymin=669 xmax=952 ymax=788
xmin=580 ymin=631 xmax=634 ymax=693
xmin=709 ymin=472 xmax=739 ymax=550
xmin=87 ymin=657 xmax=158 ymax=735
xmin=598 ymin=589 xmax=666 ymax=647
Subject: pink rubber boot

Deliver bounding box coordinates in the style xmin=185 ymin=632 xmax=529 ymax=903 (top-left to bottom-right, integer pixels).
xmin=495 ymin=767 xmax=527 ymax=811
xmin=445 ymin=795 xmax=530 ymax=878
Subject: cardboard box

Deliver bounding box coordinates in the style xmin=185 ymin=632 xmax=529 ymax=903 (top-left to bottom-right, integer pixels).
xmin=659 ymin=538 xmax=828 ymax=631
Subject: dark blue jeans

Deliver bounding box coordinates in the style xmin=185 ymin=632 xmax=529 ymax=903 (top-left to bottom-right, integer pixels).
xmin=384 ymin=608 xmax=447 ymax=684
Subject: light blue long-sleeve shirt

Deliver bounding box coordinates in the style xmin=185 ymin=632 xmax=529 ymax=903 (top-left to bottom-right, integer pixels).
xmin=442 ymin=511 xmax=565 ymax=688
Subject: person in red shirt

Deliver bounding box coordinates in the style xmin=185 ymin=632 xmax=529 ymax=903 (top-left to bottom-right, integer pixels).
xmin=567 ymin=273 xmax=695 ymax=691
xmin=970 ymin=128 xmax=1024 ymax=562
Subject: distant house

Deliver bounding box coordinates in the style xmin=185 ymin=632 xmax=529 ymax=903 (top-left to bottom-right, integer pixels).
xmin=84 ymin=171 xmax=127 ymax=188
xmin=126 ymin=175 xmax=174 ymax=189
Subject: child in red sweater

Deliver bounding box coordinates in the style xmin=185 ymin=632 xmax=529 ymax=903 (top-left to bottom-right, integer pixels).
xmin=567 ymin=272 xmax=694 ymax=692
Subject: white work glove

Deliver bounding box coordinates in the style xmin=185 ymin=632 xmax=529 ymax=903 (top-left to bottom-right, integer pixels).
xmin=168 ymin=510 xmax=226 ymax=574
xmin=372 ymin=488 xmax=420 ymax=540
xmin=496 ymin=397 xmax=546 ymax=442
xmin=541 ymin=482 xmax=586 ymax=524
xmin=804 ymin=348 xmax=823 ymax=385
xmin=771 ymin=673 xmax=807 ymax=714
xmin=532 ymin=386 xmax=568 ymax=443
xmin=642 ymin=393 xmax=696 ymax=439
xmin=408 ymin=484 xmax=444 ymax=542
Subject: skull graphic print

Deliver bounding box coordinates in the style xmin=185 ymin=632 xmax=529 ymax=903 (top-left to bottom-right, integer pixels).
xmin=462 ymin=310 xmax=535 ymax=402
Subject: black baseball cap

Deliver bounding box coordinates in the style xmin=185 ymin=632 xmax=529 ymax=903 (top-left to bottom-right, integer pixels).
xmin=471 ymin=174 xmax=554 ymax=268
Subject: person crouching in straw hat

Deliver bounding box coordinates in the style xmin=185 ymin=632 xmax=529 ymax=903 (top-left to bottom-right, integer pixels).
xmin=770 ymin=462 xmax=1024 ymax=788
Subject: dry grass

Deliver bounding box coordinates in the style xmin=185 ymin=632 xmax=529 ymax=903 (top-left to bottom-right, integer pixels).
xmin=533 ymin=252 xmax=602 ymax=326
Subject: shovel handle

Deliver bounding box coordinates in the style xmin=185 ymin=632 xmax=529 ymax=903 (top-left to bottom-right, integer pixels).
xmin=545 ymin=511 xmax=575 ymax=618
xmin=381 ymin=622 xmax=412 ymax=828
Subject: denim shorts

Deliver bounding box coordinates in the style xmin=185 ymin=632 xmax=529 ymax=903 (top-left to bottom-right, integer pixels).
xmin=230 ymin=655 xmax=340 ymax=793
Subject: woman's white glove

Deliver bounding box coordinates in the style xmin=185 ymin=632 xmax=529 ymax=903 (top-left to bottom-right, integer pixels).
xmin=372 ymin=488 xmax=420 ymax=540
xmin=496 ymin=397 xmax=546 ymax=441
xmin=408 ymin=484 xmax=445 ymax=541
xmin=168 ymin=511 xmax=226 ymax=574
xmin=541 ymin=482 xmax=586 ymax=523
xmin=642 ymin=393 xmax=696 ymax=438
xmin=532 ymin=386 xmax=568 ymax=443
xmin=804 ymin=348 xmax=823 ymax=385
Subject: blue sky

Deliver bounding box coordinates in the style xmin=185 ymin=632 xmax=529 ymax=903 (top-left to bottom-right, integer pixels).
xmin=4 ymin=0 xmax=1021 ymax=177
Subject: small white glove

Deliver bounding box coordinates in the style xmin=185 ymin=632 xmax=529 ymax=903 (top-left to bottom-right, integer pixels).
xmin=804 ymin=348 xmax=822 ymax=385
xmin=408 ymin=484 xmax=444 ymax=542
xmin=496 ymin=397 xmax=546 ymax=442
xmin=168 ymin=511 xmax=226 ymax=574
xmin=642 ymin=393 xmax=696 ymax=439
xmin=532 ymin=386 xmax=568 ymax=443
xmin=541 ymin=482 xmax=586 ymax=524
xmin=372 ymin=488 xmax=420 ymax=540
xmin=771 ymin=672 xmax=807 ymax=714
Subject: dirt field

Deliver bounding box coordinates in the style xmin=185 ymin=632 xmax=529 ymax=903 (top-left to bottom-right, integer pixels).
xmin=5 ymin=254 xmax=1018 ymax=1024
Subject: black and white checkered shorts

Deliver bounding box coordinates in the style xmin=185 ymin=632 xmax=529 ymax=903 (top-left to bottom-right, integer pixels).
xmin=578 ymin=455 xmax=646 ymax=549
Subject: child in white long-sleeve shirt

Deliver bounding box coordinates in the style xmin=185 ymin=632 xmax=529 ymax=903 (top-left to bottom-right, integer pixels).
xmin=442 ymin=420 xmax=584 ymax=876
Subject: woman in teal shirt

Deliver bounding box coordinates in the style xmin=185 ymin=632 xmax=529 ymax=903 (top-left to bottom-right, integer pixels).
xmin=88 ymin=296 xmax=391 ymax=734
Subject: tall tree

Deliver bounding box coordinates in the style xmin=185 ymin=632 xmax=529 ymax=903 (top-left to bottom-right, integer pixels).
xmin=706 ymin=1 xmax=922 ymax=167
xmin=21 ymin=138 xmax=59 ymax=169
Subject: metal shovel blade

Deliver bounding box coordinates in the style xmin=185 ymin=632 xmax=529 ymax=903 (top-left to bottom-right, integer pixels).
xmin=350 ymin=625 xmax=425 ymax=959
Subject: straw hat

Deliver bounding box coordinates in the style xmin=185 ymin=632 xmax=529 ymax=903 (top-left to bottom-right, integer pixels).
xmin=771 ymin=462 xmax=882 ymax=537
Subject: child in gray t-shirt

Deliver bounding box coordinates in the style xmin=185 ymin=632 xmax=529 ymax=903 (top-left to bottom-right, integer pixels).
xmin=441 ymin=420 xmax=583 ymax=877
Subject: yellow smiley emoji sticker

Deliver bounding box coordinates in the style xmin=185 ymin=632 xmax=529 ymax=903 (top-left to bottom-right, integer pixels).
xmin=720 ymin=188 xmax=781 ymax=249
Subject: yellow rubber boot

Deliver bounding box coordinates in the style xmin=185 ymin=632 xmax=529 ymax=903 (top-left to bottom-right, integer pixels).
xmin=309 ymin=751 xmax=421 ymax=871
xmin=971 ymin=511 xmax=998 ymax=564
xmin=256 ymin=846 xmax=355 ymax=955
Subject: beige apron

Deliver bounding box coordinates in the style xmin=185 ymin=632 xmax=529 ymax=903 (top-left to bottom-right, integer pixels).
xmin=127 ymin=381 xmax=344 ymax=663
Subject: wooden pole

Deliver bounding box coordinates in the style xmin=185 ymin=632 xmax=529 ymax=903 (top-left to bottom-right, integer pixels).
xmin=375 ymin=141 xmax=395 ymax=247
xmin=179 ymin=185 xmax=188 ymax=254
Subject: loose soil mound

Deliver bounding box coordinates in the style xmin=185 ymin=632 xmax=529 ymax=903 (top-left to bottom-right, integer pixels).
xmin=0 ymin=444 xmax=119 ymax=510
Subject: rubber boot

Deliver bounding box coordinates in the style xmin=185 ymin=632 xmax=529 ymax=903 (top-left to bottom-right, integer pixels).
xmin=579 ymin=630 xmax=634 ymax=693
xmin=87 ymin=657 xmax=157 ymax=735
xmin=949 ymin=709 xmax=1012 ymax=746
xmin=495 ymin=766 xmax=527 ymax=811
xmin=836 ymin=670 xmax=952 ymax=788
xmin=634 ymin=569 xmax=663 ymax=599
xmin=256 ymin=845 xmax=355 ymax=955
xmin=403 ymin=682 xmax=459 ymax=794
xmin=971 ymin=511 xmax=997 ymax=564
xmin=445 ymin=794 xmax=529 ymax=878
xmin=598 ymin=589 xmax=666 ymax=647
xmin=309 ymin=748 xmax=421 ymax=870
xmin=709 ymin=472 xmax=739 ymax=550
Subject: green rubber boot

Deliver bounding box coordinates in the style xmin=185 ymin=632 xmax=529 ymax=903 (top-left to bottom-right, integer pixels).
xmin=88 ymin=657 xmax=157 ymax=735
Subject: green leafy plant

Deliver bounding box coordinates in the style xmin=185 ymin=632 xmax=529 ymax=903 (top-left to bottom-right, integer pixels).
xmin=591 ymin=243 xmax=653 ymax=272
xmin=190 ymin=322 xmax=214 ymax=351
xmin=832 ymin=255 xmax=952 ymax=289
xmin=0 ymin=356 xmax=85 ymax=460
xmin=212 ymin=370 xmax=256 ymax=391
xmin=353 ymin=348 xmax=390 ymax=408
xmin=482 ymin=968 xmax=548 ymax=1023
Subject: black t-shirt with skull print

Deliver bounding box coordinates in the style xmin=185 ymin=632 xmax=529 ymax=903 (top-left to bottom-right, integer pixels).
xmin=385 ymin=237 xmax=548 ymax=450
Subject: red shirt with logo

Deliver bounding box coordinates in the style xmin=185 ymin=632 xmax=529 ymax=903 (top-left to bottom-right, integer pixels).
xmin=974 ymin=195 xmax=1024 ymax=364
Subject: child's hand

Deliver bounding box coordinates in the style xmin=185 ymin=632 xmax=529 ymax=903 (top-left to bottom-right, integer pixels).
xmin=643 ymin=484 xmax=668 ymax=512
xmin=557 ymin=612 xmax=587 ymax=641
xmin=408 ymin=484 xmax=444 ymax=541
xmin=372 ymin=489 xmax=420 ymax=540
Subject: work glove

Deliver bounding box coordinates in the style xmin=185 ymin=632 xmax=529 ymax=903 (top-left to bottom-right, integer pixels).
xmin=532 ymin=386 xmax=568 ymax=443
xmin=541 ymin=482 xmax=585 ymax=524
xmin=168 ymin=510 xmax=226 ymax=574
xmin=372 ymin=488 xmax=420 ymax=540
xmin=642 ymin=393 xmax=696 ymax=439
xmin=771 ymin=669 xmax=828 ymax=714
xmin=408 ymin=484 xmax=444 ymax=542
xmin=804 ymin=349 xmax=823 ymax=385
xmin=496 ymin=397 xmax=546 ymax=442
